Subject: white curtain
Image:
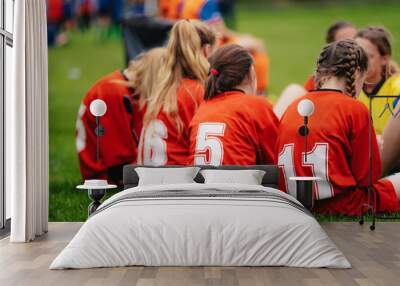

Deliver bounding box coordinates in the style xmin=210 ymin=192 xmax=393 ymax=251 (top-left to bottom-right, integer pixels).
xmin=8 ymin=0 xmax=49 ymax=242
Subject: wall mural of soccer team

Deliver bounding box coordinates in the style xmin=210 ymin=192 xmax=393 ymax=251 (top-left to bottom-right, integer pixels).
xmin=48 ymin=0 xmax=400 ymax=216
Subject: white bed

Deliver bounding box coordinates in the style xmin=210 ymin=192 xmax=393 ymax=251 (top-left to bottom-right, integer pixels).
xmin=50 ymin=182 xmax=350 ymax=269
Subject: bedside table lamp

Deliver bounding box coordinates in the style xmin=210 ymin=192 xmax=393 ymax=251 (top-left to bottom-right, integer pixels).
xmin=290 ymin=99 xmax=320 ymax=209
xmin=297 ymin=99 xmax=314 ymax=162
xmin=89 ymin=99 xmax=107 ymax=162
xmin=77 ymin=99 xmax=116 ymax=217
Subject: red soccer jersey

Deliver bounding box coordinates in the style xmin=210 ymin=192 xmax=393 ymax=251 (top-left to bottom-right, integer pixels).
xmin=137 ymin=78 xmax=204 ymax=166
xmin=304 ymin=74 xmax=316 ymax=91
xmin=189 ymin=91 xmax=279 ymax=165
xmin=276 ymin=90 xmax=381 ymax=203
xmin=159 ymin=0 xmax=181 ymax=19
xmin=47 ymin=0 xmax=64 ymax=23
xmin=76 ymin=70 xmax=143 ymax=184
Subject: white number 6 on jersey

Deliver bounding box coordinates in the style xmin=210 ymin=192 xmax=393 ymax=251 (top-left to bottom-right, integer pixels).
xmin=139 ymin=119 xmax=168 ymax=166
xmin=194 ymin=123 xmax=226 ymax=166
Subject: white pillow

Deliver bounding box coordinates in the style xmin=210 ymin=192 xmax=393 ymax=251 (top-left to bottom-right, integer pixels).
xmin=135 ymin=167 xmax=201 ymax=186
xmin=200 ymin=169 xmax=266 ymax=185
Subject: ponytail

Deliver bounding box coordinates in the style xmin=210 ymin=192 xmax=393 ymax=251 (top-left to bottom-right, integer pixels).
xmin=120 ymin=48 xmax=166 ymax=109
xmin=143 ymin=20 xmax=216 ymax=133
xmin=205 ymin=44 xmax=253 ymax=100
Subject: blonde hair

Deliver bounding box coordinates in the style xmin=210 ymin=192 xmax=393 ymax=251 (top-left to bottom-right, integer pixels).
xmin=120 ymin=48 xmax=166 ymax=109
xmin=143 ymin=19 xmax=216 ymax=133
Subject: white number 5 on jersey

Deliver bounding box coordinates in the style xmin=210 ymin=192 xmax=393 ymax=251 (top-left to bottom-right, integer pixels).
xmin=194 ymin=123 xmax=226 ymax=166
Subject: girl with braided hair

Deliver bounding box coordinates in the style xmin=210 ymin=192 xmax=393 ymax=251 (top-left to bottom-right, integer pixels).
xmin=274 ymin=21 xmax=357 ymax=119
xmin=276 ymin=39 xmax=400 ymax=215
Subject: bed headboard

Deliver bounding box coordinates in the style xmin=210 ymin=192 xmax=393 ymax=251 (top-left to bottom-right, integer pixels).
xmin=123 ymin=165 xmax=280 ymax=190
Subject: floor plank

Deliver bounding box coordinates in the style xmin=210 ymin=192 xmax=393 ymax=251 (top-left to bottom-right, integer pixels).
xmin=0 ymin=222 xmax=400 ymax=286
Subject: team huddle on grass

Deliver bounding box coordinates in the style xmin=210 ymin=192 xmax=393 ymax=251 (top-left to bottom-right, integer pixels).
xmin=75 ymin=14 xmax=400 ymax=217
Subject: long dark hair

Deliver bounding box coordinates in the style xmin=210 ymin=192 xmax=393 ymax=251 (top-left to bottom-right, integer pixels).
xmin=326 ymin=21 xmax=355 ymax=43
xmin=205 ymin=44 xmax=253 ymax=100
xmin=315 ymin=39 xmax=368 ymax=98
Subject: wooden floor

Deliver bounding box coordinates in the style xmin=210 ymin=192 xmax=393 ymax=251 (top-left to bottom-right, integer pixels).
xmin=1 ymin=222 xmax=400 ymax=286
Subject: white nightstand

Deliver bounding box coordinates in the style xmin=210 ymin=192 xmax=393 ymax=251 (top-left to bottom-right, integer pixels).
xmin=289 ymin=176 xmax=321 ymax=209
xmin=77 ymin=180 xmax=117 ymax=216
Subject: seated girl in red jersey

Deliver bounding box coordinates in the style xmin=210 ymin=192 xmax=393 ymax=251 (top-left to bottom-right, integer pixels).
xmin=274 ymin=21 xmax=357 ymax=119
xmin=189 ymin=44 xmax=278 ymax=166
xmin=276 ymin=40 xmax=400 ymax=216
xmin=137 ymin=20 xmax=217 ymax=166
xmin=76 ymin=48 xmax=165 ymax=184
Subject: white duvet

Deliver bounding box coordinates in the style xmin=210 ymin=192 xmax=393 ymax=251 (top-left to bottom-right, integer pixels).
xmin=50 ymin=183 xmax=350 ymax=269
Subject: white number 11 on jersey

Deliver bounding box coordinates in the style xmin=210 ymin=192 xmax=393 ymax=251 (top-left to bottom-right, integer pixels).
xmin=278 ymin=143 xmax=334 ymax=200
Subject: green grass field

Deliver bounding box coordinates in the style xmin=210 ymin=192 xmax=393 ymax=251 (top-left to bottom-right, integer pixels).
xmin=49 ymin=2 xmax=400 ymax=222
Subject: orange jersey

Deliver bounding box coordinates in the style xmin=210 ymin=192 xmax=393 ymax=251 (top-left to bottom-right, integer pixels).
xmin=47 ymin=0 xmax=64 ymax=23
xmin=76 ymin=70 xmax=143 ymax=183
xmin=180 ymin=0 xmax=221 ymax=22
xmin=276 ymin=90 xmax=382 ymax=208
xmin=312 ymin=178 xmax=398 ymax=215
xmin=252 ymin=51 xmax=269 ymax=94
xmin=137 ymin=78 xmax=204 ymax=165
xmin=159 ymin=0 xmax=182 ymax=20
xmin=189 ymin=91 xmax=279 ymax=165
xmin=180 ymin=0 xmax=203 ymax=19
xmin=304 ymin=74 xmax=316 ymax=91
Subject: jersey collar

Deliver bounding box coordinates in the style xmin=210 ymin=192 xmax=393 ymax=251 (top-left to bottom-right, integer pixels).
xmin=310 ymin=88 xmax=345 ymax=94
xmin=363 ymin=78 xmax=386 ymax=97
xmin=120 ymin=69 xmax=129 ymax=81
xmin=209 ymin=90 xmax=246 ymax=101
xmin=119 ymin=69 xmax=137 ymax=98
